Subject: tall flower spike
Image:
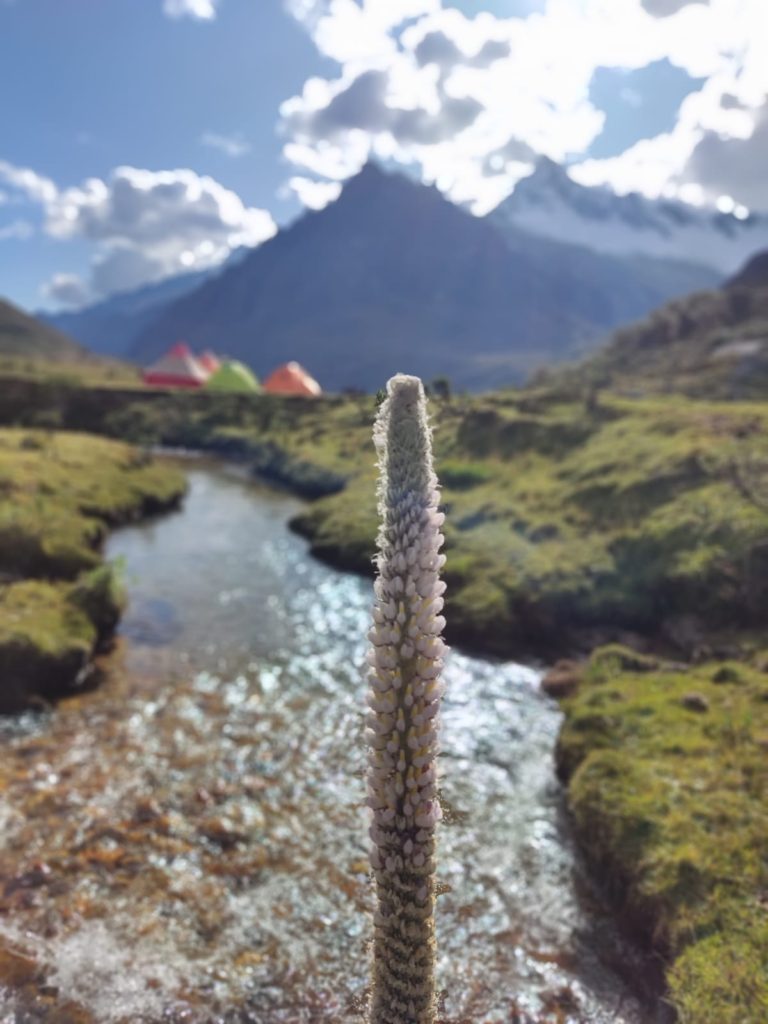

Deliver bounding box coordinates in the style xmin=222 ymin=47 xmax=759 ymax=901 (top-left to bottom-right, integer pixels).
xmin=367 ymin=374 xmax=447 ymax=1024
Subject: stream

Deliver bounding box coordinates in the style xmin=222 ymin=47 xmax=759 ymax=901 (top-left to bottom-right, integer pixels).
xmin=0 ymin=462 xmax=661 ymax=1023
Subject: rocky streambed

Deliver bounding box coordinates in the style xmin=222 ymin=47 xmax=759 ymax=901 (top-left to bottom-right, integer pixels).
xmin=0 ymin=462 xmax=663 ymax=1023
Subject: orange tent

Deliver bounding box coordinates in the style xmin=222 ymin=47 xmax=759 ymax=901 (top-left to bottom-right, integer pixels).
xmin=263 ymin=361 xmax=322 ymax=397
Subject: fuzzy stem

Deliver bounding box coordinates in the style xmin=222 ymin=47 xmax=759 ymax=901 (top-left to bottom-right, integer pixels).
xmin=366 ymin=374 xmax=447 ymax=1024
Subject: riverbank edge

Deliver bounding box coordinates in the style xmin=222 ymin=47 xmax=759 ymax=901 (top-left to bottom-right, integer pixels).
xmin=287 ymin=508 xmax=683 ymax=664
xmin=549 ymin=648 xmax=768 ymax=1024
xmin=0 ymin=444 xmax=186 ymax=714
xmin=1 ymin=373 xmax=764 ymax=665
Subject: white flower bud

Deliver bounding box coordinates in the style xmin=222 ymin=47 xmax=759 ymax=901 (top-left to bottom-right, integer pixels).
xmin=366 ymin=374 xmax=446 ymax=1024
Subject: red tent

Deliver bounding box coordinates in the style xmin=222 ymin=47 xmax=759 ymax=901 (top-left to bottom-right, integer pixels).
xmin=142 ymin=343 xmax=207 ymax=389
xmin=263 ymin=361 xmax=322 ymax=397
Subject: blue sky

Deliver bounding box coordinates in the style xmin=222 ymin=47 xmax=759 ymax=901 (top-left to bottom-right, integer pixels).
xmin=1 ymin=0 xmax=765 ymax=310
xmin=0 ymin=1 xmax=329 ymax=211
xmin=586 ymin=59 xmax=705 ymax=160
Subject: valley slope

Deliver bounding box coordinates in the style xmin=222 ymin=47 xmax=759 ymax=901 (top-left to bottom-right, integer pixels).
xmin=541 ymin=250 xmax=768 ymax=399
xmin=0 ymin=298 xmax=87 ymax=362
xmin=129 ymin=164 xmax=718 ymax=391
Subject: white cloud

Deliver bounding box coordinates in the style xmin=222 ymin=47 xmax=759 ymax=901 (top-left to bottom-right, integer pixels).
xmin=287 ymin=176 xmax=343 ymax=209
xmin=0 ymin=219 xmax=33 ymax=240
xmin=571 ymin=1 xmax=768 ymax=208
xmin=42 ymin=273 xmax=90 ymax=308
xmin=90 ymin=246 xmax=168 ymax=297
xmin=414 ymin=29 xmax=511 ymax=70
xmin=0 ymin=158 xmax=58 ymax=205
xmin=285 ymin=68 xmax=483 ymax=146
xmin=39 ymin=166 xmax=275 ymax=301
xmin=48 ymin=166 xmax=274 ymax=250
xmin=200 ymin=132 xmax=251 ymax=157
xmin=163 ymin=0 xmax=219 ymax=19
xmin=641 ymin=0 xmax=708 ymax=16
xmin=282 ymin=0 xmax=768 ymax=212
xmin=285 ymin=0 xmax=439 ymax=64
xmin=683 ymin=102 xmax=768 ymax=209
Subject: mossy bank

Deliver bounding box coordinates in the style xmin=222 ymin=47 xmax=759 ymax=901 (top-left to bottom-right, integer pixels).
xmin=556 ymin=646 xmax=768 ymax=1023
xmin=3 ymin=375 xmax=768 ymax=661
xmin=0 ymin=429 xmax=185 ymax=711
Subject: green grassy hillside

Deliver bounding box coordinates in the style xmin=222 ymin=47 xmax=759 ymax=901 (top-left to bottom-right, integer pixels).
xmin=0 ymin=297 xmax=87 ymax=361
xmin=535 ymin=250 xmax=768 ymax=400
xmin=0 ymin=297 xmax=139 ymax=389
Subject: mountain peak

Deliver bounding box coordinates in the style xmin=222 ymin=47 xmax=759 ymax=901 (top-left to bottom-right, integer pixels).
xmin=505 ymin=157 xmax=588 ymax=213
xmin=342 ymin=161 xmax=425 ymax=198
xmin=489 ymin=155 xmax=767 ymax=276
xmin=530 ymin=155 xmax=570 ymax=180
xmin=336 ymin=161 xmax=407 ymax=205
xmin=330 ymin=161 xmax=446 ymax=222
xmin=354 ymin=159 xmax=387 ymax=180
xmin=518 ymin=156 xmax=576 ymax=193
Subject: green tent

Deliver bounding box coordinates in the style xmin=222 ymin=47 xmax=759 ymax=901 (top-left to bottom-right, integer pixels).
xmin=206 ymin=360 xmax=261 ymax=393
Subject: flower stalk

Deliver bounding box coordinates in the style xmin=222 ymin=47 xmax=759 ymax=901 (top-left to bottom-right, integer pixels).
xmin=366 ymin=374 xmax=447 ymax=1024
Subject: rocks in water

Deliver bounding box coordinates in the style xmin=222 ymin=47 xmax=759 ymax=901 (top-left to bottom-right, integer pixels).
xmin=198 ymin=816 xmax=247 ymax=849
xmin=541 ymin=984 xmax=582 ymax=1018
xmin=119 ymin=597 xmax=182 ymax=647
xmin=3 ymin=861 xmax=52 ymax=896
xmin=0 ymin=944 xmax=41 ymax=987
xmin=132 ymin=797 xmax=164 ymax=824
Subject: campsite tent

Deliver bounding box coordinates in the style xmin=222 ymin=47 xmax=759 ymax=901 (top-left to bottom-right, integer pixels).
xmin=198 ymin=351 xmax=221 ymax=376
xmin=206 ymin=360 xmax=261 ymax=393
xmin=263 ymin=361 xmax=322 ymax=397
xmin=142 ymin=342 xmax=207 ymax=389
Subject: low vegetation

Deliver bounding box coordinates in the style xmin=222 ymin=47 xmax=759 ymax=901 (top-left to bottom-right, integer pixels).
xmin=0 ymin=429 xmax=185 ymax=710
xmin=0 ymin=353 xmax=140 ymax=388
xmin=3 ymin=375 xmax=768 ymax=660
xmin=283 ymin=389 xmax=768 ymax=661
xmin=557 ymin=646 xmax=768 ymax=1023
xmin=1 ymin=370 xmax=767 ymax=1016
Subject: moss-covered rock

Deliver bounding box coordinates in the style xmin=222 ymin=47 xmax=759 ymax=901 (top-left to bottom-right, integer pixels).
xmin=587 ymin=644 xmax=659 ymax=681
xmin=0 ymin=430 xmax=185 ymax=580
xmin=0 ymin=429 xmax=185 ymax=711
xmin=556 ymin=648 xmax=768 ymax=1022
xmin=0 ymin=580 xmax=96 ymax=712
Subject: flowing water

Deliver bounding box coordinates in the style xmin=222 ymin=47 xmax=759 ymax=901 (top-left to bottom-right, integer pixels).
xmin=0 ymin=462 xmax=662 ymax=1024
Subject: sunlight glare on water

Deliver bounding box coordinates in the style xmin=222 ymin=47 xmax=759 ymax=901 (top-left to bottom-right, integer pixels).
xmin=0 ymin=464 xmax=659 ymax=1023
